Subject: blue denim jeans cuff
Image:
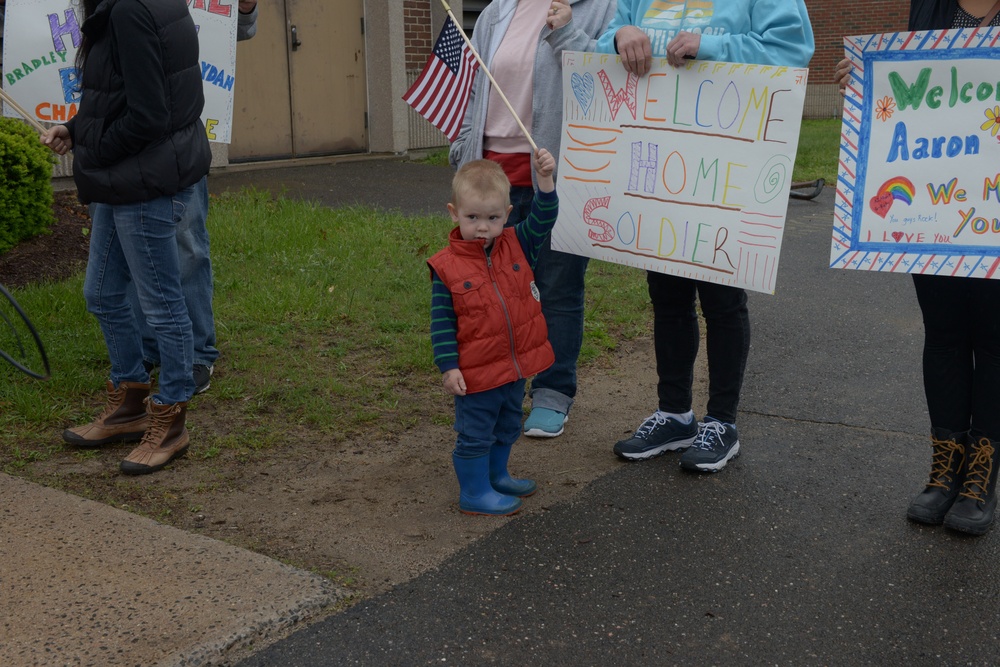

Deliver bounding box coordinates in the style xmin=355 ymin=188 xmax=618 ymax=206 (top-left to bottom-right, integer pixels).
xmin=529 ymin=387 xmax=574 ymax=415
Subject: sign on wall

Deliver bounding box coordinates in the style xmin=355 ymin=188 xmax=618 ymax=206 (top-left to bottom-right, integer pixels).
xmin=832 ymin=28 xmax=1000 ymax=279
xmin=2 ymin=0 xmax=238 ymax=143
xmin=554 ymin=51 xmax=808 ymax=294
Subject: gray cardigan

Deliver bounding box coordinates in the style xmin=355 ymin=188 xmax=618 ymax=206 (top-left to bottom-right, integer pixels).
xmin=237 ymin=4 xmax=257 ymax=41
xmin=449 ymin=0 xmax=616 ymax=187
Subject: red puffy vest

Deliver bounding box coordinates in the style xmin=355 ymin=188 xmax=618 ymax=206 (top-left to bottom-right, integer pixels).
xmin=428 ymin=227 xmax=554 ymax=393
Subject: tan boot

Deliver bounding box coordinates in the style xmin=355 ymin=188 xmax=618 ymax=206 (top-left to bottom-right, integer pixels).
xmin=62 ymin=380 xmax=150 ymax=447
xmin=119 ymin=399 xmax=189 ymax=475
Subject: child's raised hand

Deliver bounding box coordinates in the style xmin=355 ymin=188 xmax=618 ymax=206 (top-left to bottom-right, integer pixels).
xmin=533 ymin=148 xmax=556 ymax=193
xmin=442 ymin=368 xmax=467 ymax=396
xmin=533 ymin=148 xmax=555 ymax=179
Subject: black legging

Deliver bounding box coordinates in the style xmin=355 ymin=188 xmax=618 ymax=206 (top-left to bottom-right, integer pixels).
xmin=648 ymin=271 xmax=750 ymax=424
xmin=912 ymin=274 xmax=1000 ymax=438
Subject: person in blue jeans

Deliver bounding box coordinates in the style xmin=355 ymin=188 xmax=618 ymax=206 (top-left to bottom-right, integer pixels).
xmin=450 ymin=0 xmax=616 ymax=439
xmin=586 ymin=0 xmax=813 ymax=472
xmin=129 ymin=0 xmax=259 ymax=395
xmin=42 ymin=0 xmax=212 ymax=474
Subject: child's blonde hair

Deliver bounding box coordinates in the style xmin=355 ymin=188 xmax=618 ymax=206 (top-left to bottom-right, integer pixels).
xmin=451 ymin=159 xmax=511 ymax=208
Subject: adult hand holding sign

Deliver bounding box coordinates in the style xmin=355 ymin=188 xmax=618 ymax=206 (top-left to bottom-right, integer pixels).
xmin=40 ymin=125 xmax=72 ymax=155
xmin=614 ymin=25 xmax=652 ymax=76
xmin=666 ymin=31 xmax=700 ymax=68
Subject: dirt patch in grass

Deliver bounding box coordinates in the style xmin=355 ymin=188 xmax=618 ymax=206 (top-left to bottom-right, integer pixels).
xmin=24 ymin=342 xmax=663 ymax=596
xmin=0 ymin=190 xmax=91 ymax=289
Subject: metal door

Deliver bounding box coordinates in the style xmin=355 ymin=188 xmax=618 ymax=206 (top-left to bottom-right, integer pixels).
xmin=229 ymin=0 xmax=367 ymax=160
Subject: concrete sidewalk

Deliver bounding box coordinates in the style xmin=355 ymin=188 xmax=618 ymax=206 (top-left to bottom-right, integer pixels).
xmin=0 ymin=473 xmax=340 ymax=666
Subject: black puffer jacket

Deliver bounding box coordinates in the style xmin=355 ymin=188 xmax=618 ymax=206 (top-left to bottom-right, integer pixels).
xmin=909 ymin=0 xmax=958 ymax=30
xmin=66 ymin=0 xmax=211 ymax=204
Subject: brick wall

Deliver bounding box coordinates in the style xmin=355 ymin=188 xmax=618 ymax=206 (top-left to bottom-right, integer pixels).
xmin=404 ymin=0 xmax=433 ymax=70
xmin=807 ymin=0 xmax=910 ymax=77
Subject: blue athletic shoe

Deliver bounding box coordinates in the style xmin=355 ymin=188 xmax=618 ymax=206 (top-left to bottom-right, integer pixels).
xmin=523 ymin=407 xmax=567 ymax=438
xmin=680 ymin=418 xmax=740 ymax=472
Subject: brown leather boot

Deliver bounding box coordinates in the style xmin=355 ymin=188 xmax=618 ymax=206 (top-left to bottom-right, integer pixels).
xmin=62 ymin=380 xmax=150 ymax=447
xmin=119 ymin=399 xmax=189 ymax=475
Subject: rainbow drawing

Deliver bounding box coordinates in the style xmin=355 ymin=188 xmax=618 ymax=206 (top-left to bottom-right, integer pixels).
xmin=879 ymin=176 xmax=915 ymax=205
xmin=868 ymin=176 xmax=915 ymax=218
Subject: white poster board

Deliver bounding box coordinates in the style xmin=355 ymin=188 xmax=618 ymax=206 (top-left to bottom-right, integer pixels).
xmin=2 ymin=0 xmax=238 ymax=143
xmin=832 ymin=28 xmax=1000 ymax=278
xmin=555 ymin=51 xmax=808 ymax=294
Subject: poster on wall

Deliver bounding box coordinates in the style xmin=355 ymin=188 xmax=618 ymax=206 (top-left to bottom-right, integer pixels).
xmin=833 ymin=28 xmax=1000 ymax=279
xmin=554 ymin=51 xmax=808 ymax=295
xmin=1 ymin=0 xmax=238 ymax=143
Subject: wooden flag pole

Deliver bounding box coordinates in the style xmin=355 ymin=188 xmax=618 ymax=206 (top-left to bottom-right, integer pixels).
xmin=437 ymin=0 xmax=538 ymax=153
xmin=0 ymin=88 xmax=48 ymax=134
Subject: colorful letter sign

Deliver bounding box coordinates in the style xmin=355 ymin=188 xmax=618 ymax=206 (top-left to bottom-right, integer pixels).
xmin=554 ymin=52 xmax=808 ymax=294
xmin=2 ymin=0 xmax=238 ymax=143
xmin=833 ymin=28 xmax=1000 ymax=279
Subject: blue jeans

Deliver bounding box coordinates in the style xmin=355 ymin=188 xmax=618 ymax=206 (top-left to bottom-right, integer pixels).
xmin=647 ymin=271 xmax=750 ymax=424
xmin=128 ymin=177 xmax=217 ymax=368
xmin=507 ymin=185 xmax=534 ymax=228
xmin=86 ymin=187 xmax=197 ymax=404
xmin=453 ymin=379 xmax=526 ymax=458
xmin=508 ymin=185 xmax=588 ymax=416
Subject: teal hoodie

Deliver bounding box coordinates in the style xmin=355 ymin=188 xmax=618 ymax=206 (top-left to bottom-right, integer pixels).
xmin=595 ymin=0 xmax=814 ymax=67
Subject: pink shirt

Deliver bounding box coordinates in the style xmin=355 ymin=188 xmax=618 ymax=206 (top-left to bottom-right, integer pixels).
xmin=483 ymin=0 xmax=547 ymax=155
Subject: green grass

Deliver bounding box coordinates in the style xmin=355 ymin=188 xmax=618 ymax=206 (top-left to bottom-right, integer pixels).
xmin=417 ymin=148 xmax=450 ymax=166
xmin=0 ymin=120 xmax=838 ymax=471
xmin=793 ymin=118 xmax=841 ymax=184
xmin=0 ymin=189 xmax=652 ymax=470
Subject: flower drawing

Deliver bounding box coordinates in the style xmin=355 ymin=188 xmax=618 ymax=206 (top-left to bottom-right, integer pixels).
xmin=875 ymin=96 xmax=896 ymax=122
xmin=981 ymin=106 xmax=1000 ymax=137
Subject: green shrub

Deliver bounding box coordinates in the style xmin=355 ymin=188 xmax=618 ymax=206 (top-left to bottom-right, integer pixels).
xmin=0 ymin=117 xmax=56 ymax=255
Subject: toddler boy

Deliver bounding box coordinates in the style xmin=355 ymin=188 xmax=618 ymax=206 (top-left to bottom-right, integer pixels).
xmin=429 ymin=149 xmax=558 ymax=515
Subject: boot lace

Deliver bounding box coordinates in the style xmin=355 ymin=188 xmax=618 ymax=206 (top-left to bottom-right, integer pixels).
xmin=959 ymin=438 xmax=995 ymax=502
xmin=96 ymin=384 xmax=128 ymax=421
xmin=926 ymin=435 xmax=964 ymax=490
xmin=635 ymin=412 xmax=668 ymax=437
xmin=137 ymin=398 xmax=178 ymax=450
xmin=693 ymin=420 xmax=726 ymax=451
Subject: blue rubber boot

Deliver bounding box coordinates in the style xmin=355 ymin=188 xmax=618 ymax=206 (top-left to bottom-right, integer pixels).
xmin=489 ymin=443 xmax=538 ymax=497
xmin=453 ymin=452 xmax=522 ymax=516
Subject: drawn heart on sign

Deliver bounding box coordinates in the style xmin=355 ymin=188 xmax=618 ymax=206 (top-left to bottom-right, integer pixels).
xmin=869 ymin=192 xmax=893 ymax=218
xmin=571 ymin=72 xmax=595 ymax=116
xmin=892 ymin=231 xmax=904 ymax=242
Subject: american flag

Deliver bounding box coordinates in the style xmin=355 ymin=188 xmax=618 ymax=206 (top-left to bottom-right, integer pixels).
xmin=403 ymin=18 xmax=479 ymax=142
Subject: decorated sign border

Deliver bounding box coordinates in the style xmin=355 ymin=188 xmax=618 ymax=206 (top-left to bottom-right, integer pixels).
xmin=833 ymin=27 xmax=1000 ymax=278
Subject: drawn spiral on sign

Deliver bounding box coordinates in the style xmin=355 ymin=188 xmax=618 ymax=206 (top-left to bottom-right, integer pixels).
xmin=754 ymin=155 xmax=789 ymax=204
